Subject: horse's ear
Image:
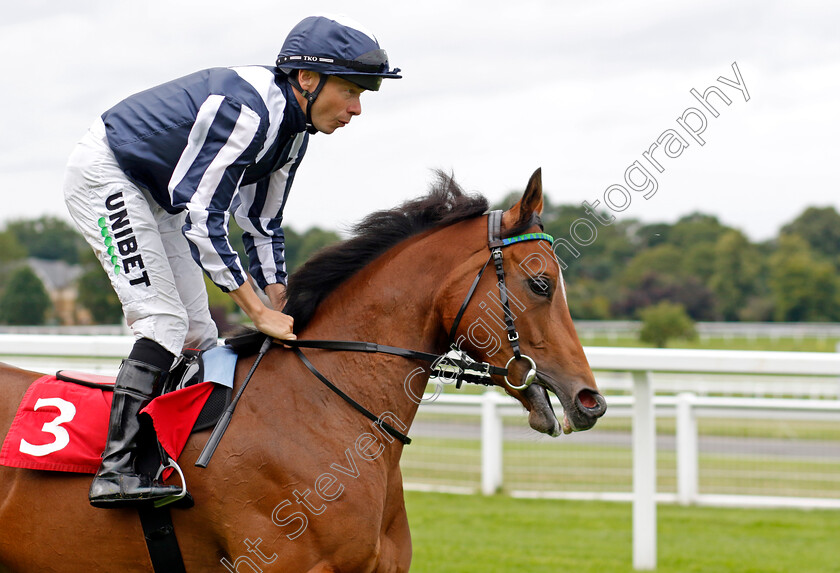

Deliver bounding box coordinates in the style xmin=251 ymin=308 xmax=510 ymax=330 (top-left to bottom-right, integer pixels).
xmin=502 ymin=168 xmax=544 ymax=229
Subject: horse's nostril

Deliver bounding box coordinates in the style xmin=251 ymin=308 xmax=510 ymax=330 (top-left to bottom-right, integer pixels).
xmin=576 ymin=390 xmax=607 ymax=417
xmin=578 ymin=389 xmax=598 ymax=409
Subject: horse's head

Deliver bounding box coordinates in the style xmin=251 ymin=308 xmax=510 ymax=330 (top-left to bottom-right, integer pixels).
xmin=440 ymin=168 xmax=606 ymax=436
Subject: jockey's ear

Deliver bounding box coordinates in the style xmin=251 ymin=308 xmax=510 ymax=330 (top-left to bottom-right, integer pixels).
xmin=502 ymin=168 xmax=544 ymax=230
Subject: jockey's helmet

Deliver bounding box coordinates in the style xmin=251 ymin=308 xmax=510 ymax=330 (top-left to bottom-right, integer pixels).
xmin=277 ymin=14 xmax=402 ymax=92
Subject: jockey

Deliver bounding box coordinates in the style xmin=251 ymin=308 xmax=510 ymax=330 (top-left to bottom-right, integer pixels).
xmin=63 ymin=14 xmax=401 ymax=508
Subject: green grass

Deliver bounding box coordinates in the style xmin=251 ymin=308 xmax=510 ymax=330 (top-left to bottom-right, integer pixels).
xmin=400 ymin=435 xmax=840 ymax=498
xmin=404 ymin=491 xmax=840 ymax=572
xmin=578 ymin=334 xmax=840 ymax=352
xmin=414 ymin=409 xmax=840 ymax=442
xmin=607 ymin=415 xmax=840 ymax=442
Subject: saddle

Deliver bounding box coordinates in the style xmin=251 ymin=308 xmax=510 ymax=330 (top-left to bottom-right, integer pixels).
xmin=0 ymin=345 xmax=237 ymax=476
xmin=0 ymin=344 xmax=243 ymax=573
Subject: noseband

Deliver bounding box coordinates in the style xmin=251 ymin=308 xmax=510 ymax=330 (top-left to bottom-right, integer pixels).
xmin=445 ymin=210 xmax=554 ymax=390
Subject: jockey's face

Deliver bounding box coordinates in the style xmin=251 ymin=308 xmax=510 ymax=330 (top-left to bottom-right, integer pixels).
xmin=297 ymin=71 xmax=364 ymax=134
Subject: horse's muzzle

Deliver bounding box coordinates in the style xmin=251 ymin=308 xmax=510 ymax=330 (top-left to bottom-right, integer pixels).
xmin=520 ymin=373 xmax=607 ymax=436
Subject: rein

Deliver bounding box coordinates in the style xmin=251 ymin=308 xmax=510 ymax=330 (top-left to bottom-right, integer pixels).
xmin=196 ymin=211 xmax=554 ymax=465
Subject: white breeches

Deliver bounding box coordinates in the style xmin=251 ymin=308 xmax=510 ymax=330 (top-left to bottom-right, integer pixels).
xmin=63 ymin=119 xmax=218 ymax=356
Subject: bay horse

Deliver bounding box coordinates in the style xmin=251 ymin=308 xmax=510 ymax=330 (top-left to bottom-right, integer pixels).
xmin=0 ymin=169 xmax=606 ymax=572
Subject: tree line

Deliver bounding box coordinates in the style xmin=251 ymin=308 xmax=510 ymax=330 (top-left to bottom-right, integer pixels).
xmin=1 ymin=196 xmax=838 ymax=325
xmin=518 ymin=196 xmax=840 ymax=323
xmin=0 ymin=217 xmax=340 ymax=325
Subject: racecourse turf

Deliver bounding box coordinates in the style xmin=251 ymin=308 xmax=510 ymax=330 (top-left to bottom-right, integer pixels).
xmin=404 ymin=491 xmax=840 ymax=572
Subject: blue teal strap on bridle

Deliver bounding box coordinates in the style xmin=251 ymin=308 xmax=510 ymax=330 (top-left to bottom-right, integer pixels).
xmin=502 ymin=232 xmax=554 ymax=247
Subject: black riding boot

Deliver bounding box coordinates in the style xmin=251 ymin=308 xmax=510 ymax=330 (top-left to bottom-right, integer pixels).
xmin=89 ymin=359 xmax=182 ymax=507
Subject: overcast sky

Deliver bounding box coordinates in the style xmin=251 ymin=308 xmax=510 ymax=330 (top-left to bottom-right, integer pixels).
xmin=1 ymin=0 xmax=837 ymax=241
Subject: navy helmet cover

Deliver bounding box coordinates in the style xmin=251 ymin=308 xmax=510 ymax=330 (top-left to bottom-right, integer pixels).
xmin=276 ymin=14 xmax=401 ymax=91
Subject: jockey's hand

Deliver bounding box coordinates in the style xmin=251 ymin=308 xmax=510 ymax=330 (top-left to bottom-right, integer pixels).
xmin=253 ymin=307 xmax=296 ymax=341
xmin=227 ymin=280 xmax=297 ymax=341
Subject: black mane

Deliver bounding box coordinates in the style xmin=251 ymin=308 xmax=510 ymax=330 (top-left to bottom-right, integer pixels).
xmin=283 ymin=172 xmax=489 ymax=332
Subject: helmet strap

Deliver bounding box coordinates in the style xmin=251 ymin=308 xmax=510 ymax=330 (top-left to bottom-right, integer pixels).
xmin=288 ymin=72 xmax=330 ymax=134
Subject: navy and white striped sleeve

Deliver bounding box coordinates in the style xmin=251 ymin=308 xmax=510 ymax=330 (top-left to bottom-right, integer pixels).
xmin=234 ymin=132 xmax=308 ymax=289
xmin=170 ymin=95 xmax=266 ymax=292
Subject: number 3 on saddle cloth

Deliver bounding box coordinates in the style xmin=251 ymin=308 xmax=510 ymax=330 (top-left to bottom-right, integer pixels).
xmin=0 ymin=346 xmax=236 ymax=479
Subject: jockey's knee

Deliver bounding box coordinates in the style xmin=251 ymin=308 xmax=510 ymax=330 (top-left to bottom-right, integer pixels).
xmin=128 ymin=311 xmax=189 ymax=358
xmin=185 ymin=314 xmax=219 ymax=352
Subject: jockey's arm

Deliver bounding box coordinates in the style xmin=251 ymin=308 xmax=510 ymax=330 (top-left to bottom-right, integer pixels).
xmin=227 ymin=281 xmax=296 ymax=341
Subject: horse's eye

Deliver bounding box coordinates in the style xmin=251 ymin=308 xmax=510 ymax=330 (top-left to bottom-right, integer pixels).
xmin=528 ymin=276 xmax=552 ymax=297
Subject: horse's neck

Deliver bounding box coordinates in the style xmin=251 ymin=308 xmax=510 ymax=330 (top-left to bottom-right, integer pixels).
xmin=298 ymin=225 xmax=482 ymax=428
xmin=306 ymin=263 xmax=435 ymax=413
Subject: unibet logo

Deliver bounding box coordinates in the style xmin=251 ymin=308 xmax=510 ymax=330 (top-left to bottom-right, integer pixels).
xmin=100 ymin=192 xmax=151 ymax=287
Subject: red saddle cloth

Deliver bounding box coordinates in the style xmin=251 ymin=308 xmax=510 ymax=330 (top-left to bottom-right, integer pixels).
xmin=0 ymin=373 xmax=214 ymax=474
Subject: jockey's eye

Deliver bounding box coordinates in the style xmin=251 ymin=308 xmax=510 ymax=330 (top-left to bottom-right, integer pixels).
xmin=528 ymin=276 xmax=553 ymax=297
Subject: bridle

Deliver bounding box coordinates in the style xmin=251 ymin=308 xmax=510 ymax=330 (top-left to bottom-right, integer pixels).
xmin=285 ymin=210 xmax=555 ymax=440
xmin=197 ymin=210 xmax=556 ymax=465
xmin=445 ymin=209 xmax=553 ymax=391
